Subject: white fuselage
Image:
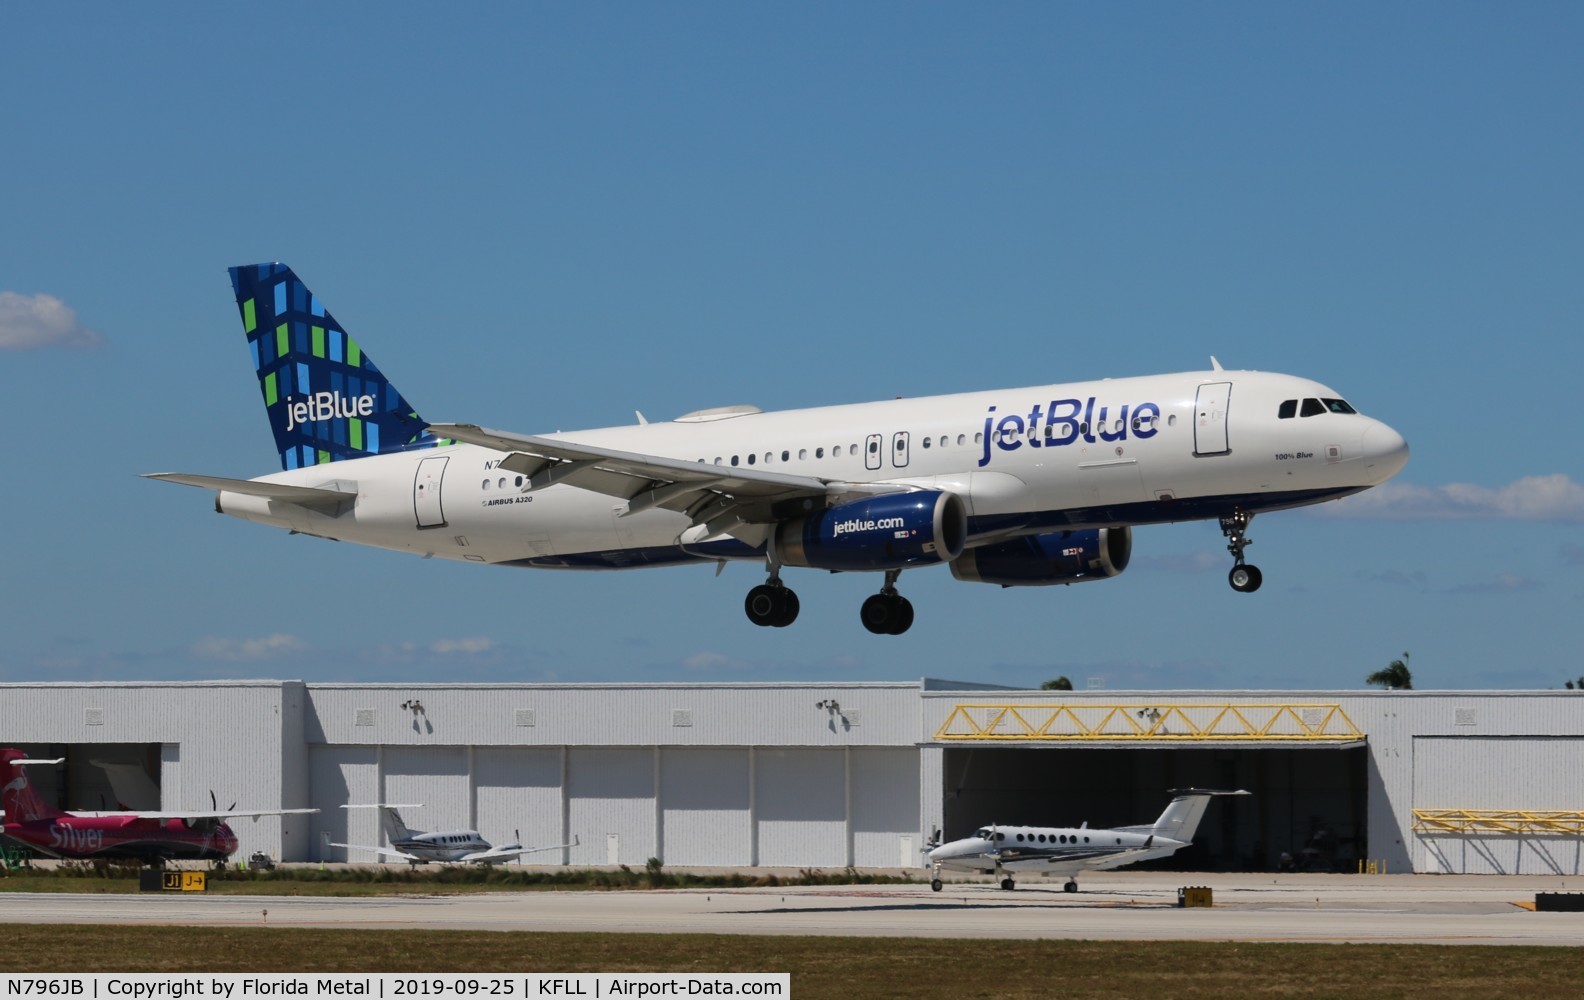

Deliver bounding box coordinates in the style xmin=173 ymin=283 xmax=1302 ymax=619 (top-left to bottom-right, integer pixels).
xmin=215 ymin=370 xmax=1408 ymax=570
xmin=395 ymin=829 xmax=495 ymax=863
xmin=929 ymin=823 xmax=1187 ymax=875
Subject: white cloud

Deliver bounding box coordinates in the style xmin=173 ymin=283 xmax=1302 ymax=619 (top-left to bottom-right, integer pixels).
xmin=1448 ymin=573 xmax=1541 ymax=595
xmin=429 ymin=637 xmax=496 ymax=655
xmin=0 ymin=291 xmax=102 ymax=350
xmin=189 ymin=633 xmax=306 ymax=662
xmin=1313 ymin=475 xmax=1584 ymax=524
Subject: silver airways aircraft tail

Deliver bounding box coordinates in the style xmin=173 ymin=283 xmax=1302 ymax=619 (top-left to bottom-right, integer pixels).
xmin=148 ymin=263 xmax=1409 ymax=635
xmin=925 ymin=788 xmax=1250 ymax=893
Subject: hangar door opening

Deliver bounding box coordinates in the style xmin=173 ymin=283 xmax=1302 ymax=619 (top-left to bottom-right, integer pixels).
xmin=941 ymin=745 xmax=1367 ymax=872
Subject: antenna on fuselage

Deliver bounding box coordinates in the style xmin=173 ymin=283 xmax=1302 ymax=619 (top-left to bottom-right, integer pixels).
xmin=1210 ymin=356 xmax=1224 ymax=371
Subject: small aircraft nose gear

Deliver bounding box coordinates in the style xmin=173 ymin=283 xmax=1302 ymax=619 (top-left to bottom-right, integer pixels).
xmin=999 ymin=877 xmax=1016 ymax=891
xmin=861 ymin=570 xmax=914 ymax=635
xmin=1220 ymin=510 xmax=1263 ymax=593
xmin=744 ymin=578 xmax=800 ymax=628
xmin=1064 ymin=879 xmax=1079 ymax=893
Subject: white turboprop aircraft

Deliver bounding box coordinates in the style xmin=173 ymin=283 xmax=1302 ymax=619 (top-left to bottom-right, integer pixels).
xmin=926 ymin=788 xmax=1251 ymax=892
xmin=148 ymin=264 xmax=1409 ymax=634
xmin=325 ymin=805 xmax=576 ymax=865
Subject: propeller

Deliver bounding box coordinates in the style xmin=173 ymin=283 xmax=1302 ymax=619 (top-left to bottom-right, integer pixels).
xmin=210 ymin=790 xmax=236 ymax=812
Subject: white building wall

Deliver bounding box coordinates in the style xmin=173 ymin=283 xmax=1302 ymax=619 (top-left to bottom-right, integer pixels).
xmin=755 ymin=748 xmax=845 ymax=866
xmin=474 ymin=747 xmax=565 ymax=861
xmin=849 ymin=748 xmax=921 ymax=868
xmin=567 ymin=748 xmax=656 ymax=866
xmin=382 ymin=747 xmax=471 ymax=844
xmin=659 ymin=748 xmax=751 ymax=867
xmin=1413 ymin=736 xmax=1584 ymax=875
xmin=308 ymin=746 xmax=380 ymax=862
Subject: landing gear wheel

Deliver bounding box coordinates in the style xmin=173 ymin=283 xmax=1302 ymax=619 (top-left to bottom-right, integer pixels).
xmin=745 ymin=585 xmax=800 ymax=627
xmin=860 ymin=594 xmax=914 ymax=635
xmin=1000 ymin=877 xmax=1016 ymax=891
xmin=930 ymin=878 xmax=943 ymax=892
xmin=1228 ymin=564 xmax=1263 ymax=593
xmin=1064 ymin=880 xmax=1078 ymax=893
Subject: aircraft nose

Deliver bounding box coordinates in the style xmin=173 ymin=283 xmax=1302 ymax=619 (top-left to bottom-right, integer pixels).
xmin=1361 ymin=421 xmax=1409 ymax=483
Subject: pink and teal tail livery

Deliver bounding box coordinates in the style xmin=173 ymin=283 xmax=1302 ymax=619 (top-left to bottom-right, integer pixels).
xmin=229 ymin=263 xmax=449 ymax=471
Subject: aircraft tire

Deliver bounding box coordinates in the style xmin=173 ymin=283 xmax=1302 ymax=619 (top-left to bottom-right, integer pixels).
xmin=888 ymin=597 xmax=915 ymax=635
xmin=861 ymin=594 xmax=912 ymax=635
xmin=930 ymin=878 xmax=943 ymax=892
xmin=1064 ymin=880 xmax=1078 ymax=893
xmin=1228 ymin=564 xmax=1263 ymax=593
xmin=772 ymin=589 xmax=800 ymax=628
xmin=1000 ymin=878 xmax=1015 ymax=891
xmin=745 ymin=585 xmax=782 ymax=627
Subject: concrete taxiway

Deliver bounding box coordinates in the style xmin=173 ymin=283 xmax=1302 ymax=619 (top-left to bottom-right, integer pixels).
xmin=2 ymin=872 xmax=1581 ymax=946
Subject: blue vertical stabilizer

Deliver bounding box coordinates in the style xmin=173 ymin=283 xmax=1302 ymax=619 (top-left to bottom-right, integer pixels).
xmin=228 ymin=263 xmax=447 ymax=471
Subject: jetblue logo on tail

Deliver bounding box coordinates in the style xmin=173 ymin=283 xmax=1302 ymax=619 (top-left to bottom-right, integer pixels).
xmin=284 ymin=392 xmax=377 ymax=432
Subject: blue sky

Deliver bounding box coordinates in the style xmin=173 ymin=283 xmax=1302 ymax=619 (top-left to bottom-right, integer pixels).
xmin=2 ymin=2 xmax=1580 ymax=690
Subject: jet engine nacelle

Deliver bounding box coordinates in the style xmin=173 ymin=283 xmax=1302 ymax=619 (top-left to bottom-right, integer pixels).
xmin=776 ymin=491 xmax=967 ymax=572
xmin=950 ymin=527 xmax=1131 ymax=587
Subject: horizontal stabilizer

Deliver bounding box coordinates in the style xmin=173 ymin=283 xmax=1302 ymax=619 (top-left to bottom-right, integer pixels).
xmin=144 ymin=473 xmax=356 ymax=512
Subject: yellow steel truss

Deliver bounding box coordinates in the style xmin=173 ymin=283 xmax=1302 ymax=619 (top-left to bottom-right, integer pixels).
xmin=1412 ymin=809 xmax=1584 ymax=836
xmin=932 ymin=703 xmax=1364 ymax=742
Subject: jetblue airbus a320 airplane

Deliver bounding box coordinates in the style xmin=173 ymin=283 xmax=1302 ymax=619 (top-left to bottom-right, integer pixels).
xmin=149 ymin=264 xmax=1409 ymax=635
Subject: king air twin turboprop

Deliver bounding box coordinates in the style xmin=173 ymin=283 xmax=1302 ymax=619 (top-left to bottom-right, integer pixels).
xmin=148 ymin=264 xmax=1409 ymax=635
xmin=925 ymin=789 xmax=1250 ymax=893
xmin=325 ymin=805 xmax=576 ymax=865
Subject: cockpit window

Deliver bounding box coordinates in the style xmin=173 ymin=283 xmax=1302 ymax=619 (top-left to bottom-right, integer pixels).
xmin=1323 ymin=398 xmax=1356 ymax=414
xmin=1300 ymin=397 xmax=1326 ymax=417
xmin=1278 ymin=399 xmax=1297 ymax=419
xmin=974 ymin=828 xmax=989 ymax=839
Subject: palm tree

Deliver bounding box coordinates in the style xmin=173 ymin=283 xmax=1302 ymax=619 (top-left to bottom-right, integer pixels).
xmin=1041 ymin=676 xmax=1074 ymax=691
xmin=1367 ymin=652 xmax=1413 ymax=690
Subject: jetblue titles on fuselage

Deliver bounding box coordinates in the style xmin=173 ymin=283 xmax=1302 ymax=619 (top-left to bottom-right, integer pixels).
xmin=979 ymin=396 xmax=1161 ymax=466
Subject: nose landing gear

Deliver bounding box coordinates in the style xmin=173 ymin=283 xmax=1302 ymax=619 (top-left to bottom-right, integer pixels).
xmin=1220 ymin=510 xmax=1263 ymax=593
xmin=861 ymin=570 xmax=914 ymax=635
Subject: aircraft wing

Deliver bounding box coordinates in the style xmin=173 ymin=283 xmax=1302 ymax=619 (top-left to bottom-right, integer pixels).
xmin=145 ymin=474 xmax=356 ymax=513
xmin=428 ymin=424 xmax=906 ymax=540
xmin=65 ymin=805 xmax=318 ymax=824
xmin=458 ymin=835 xmax=579 ymax=865
xmin=325 ymin=840 xmax=421 ymax=862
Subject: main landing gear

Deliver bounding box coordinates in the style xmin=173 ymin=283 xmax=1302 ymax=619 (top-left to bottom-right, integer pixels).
xmin=1220 ymin=510 xmax=1263 ymax=593
xmin=744 ymin=568 xmax=914 ymax=634
xmin=744 ymin=576 xmax=799 ymax=628
xmin=860 ymin=570 xmax=914 ymax=635
xmin=1063 ymin=879 xmax=1079 ymax=893
xmin=999 ymin=876 xmax=1016 ymax=891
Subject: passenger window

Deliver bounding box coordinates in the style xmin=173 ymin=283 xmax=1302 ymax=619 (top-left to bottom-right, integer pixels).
xmin=1079 ymin=422 xmax=1090 ymax=436
xmin=746 ymin=454 xmax=755 ymax=465
xmin=850 ymin=444 xmax=858 ymax=456
xmin=1323 ymin=398 xmax=1357 ymax=414
xmin=957 ymin=434 xmax=966 ymax=446
xmin=1301 ymin=397 xmax=1326 ymax=417
xmin=781 ymin=450 xmax=790 ymax=462
xmin=481 ymin=479 xmax=491 ymax=490
xmin=921 ymin=437 xmax=931 ymax=449
xmin=731 ymin=455 xmax=739 ymax=466
xmin=815 ymin=448 xmax=824 ymax=458
xmin=1278 ymin=399 xmax=1297 ymax=419
xmin=515 ymin=476 xmax=524 ymax=487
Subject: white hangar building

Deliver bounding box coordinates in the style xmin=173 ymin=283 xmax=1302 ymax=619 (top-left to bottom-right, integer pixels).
xmin=2 ymin=680 xmax=1582 ymax=877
